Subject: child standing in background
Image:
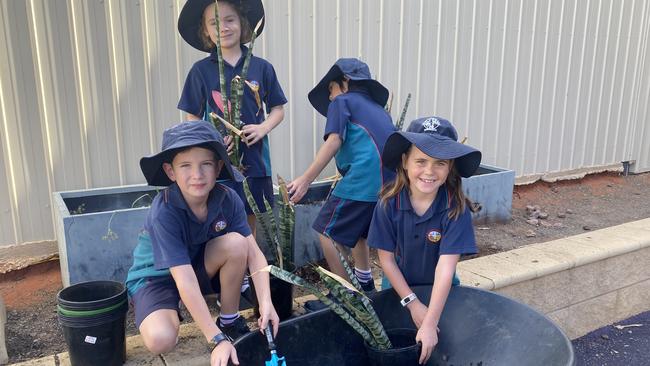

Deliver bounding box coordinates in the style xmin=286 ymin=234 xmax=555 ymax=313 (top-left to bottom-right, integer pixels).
xmin=367 ymin=117 xmax=482 ymax=364
xmin=177 ymin=0 xmax=287 ymax=235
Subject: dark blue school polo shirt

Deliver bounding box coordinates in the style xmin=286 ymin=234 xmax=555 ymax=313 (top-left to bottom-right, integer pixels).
xmin=125 ymin=182 xmax=251 ymax=295
xmin=178 ymin=45 xmax=287 ymax=177
xmin=324 ymin=90 xmax=397 ymax=202
xmin=367 ymin=185 xmax=477 ymax=285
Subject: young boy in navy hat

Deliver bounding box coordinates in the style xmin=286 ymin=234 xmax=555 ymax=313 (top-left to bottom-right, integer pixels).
xmin=177 ymin=0 xmax=287 ymax=235
xmin=126 ymin=121 xmax=278 ymax=366
xmin=367 ymin=117 xmax=482 ymax=364
xmin=288 ymin=58 xmax=396 ymax=308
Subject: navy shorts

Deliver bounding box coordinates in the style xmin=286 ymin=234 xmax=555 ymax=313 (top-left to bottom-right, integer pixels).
xmin=312 ymin=195 xmax=376 ymax=248
xmin=130 ymin=244 xmax=221 ymax=328
xmin=226 ymin=177 xmax=274 ymax=215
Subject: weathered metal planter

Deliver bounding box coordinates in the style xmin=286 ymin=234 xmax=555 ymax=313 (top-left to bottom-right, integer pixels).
xmin=462 ymin=164 xmax=515 ymax=224
xmin=52 ymin=185 xmax=159 ymax=287
xmin=290 ymin=181 xmax=333 ymax=267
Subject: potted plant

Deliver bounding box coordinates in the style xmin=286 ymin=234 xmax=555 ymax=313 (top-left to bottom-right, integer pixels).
xmin=262 ymin=245 xmax=421 ymax=365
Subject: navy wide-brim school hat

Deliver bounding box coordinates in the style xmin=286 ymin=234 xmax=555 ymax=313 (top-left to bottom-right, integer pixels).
xmin=383 ymin=116 xmax=482 ymax=178
xmin=140 ymin=121 xmax=244 ymax=186
xmin=178 ymin=0 xmax=265 ymax=52
xmin=308 ymin=58 xmax=390 ymax=117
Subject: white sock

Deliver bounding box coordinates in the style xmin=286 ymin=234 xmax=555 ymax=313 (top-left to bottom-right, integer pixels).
xmin=355 ymin=267 xmax=372 ymax=283
xmin=219 ymin=312 xmax=240 ymax=326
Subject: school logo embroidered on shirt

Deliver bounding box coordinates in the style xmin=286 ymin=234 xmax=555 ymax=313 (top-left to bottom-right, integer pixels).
xmin=427 ymin=230 xmax=441 ymax=243
xmin=422 ymin=117 xmax=441 ymax=132
xmin=214 ymin=220 xmax=227 ymax=232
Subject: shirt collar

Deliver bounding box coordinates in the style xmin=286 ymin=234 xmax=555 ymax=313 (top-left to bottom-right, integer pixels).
xmin=398 ymin=184 xmax=451 ymax=222
xmin=165 ymin=183 xmax=227 ymax=224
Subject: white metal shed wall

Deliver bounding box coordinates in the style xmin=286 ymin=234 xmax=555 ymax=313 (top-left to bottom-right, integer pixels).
xmin=0 ymin=0 xmax=649 ymax=247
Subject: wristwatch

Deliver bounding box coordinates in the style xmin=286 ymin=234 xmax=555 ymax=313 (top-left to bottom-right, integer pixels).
xmin=209 ymin=333 xmax=233 ymax=351
xmin=400 ymin=293 xmax=418 ymax=307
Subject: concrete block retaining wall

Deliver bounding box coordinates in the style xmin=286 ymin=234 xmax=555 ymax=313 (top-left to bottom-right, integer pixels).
xmin=457 ymin=218 xmax=650 ymax=339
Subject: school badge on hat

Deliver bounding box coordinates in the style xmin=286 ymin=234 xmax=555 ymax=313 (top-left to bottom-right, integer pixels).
xmin=427 ymin=229 xmax=441 ymax=243
xmin=214 ymin=220 xmax=227 ymax=233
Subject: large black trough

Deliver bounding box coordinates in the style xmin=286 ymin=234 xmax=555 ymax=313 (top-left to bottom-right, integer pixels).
xmin=234 ymin=285 xmax=574 ymax=365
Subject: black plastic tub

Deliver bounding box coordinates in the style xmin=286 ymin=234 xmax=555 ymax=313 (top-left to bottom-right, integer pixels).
xmin=234 ymin=285 xmax=575 ymax=365
xmin=365 ymin=328 xmax=420 ymax=366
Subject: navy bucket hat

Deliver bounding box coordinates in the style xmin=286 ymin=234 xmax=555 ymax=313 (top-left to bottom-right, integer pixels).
xmin=383 ymin=117 xmax=482 ymax=178
xmin=140 ymin=121 xmax=244 ymax=186
xmin=178 ymin=0 xmax=265 ymax=52
xmin=308 ymin=58 xmax=390 ymax=117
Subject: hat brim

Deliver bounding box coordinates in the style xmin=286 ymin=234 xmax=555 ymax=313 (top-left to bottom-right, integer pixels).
xmin=308 ymin=65 xmax=390 ymax=117
xmin=140 ymin=141 xmax=244 ymax=186
xmin=178 ymin=0 xmax=265 ymax=52
xmin=383 ymin=132 xmax=482 ymax=178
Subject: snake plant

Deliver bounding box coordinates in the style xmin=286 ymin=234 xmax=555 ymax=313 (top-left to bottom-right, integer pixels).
xmin=243 ymin=175 xmax=294 ymax=270
xmin=395 ymin=93 xmax=411 ymax=130
xmin=262 ymin=263 xmax=391 ymax=350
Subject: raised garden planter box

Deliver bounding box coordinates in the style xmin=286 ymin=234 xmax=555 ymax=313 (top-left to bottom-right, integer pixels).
xmin=52 ymin=185 xmax=159 ymax=287
xmin=462 ymin=164 xmax=515 ymax=224
xmin=290 ymin=181 xmax=332 ymax=267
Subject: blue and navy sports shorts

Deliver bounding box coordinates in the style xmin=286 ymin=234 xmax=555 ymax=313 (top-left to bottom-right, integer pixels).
xmin=312 ymin=195 xmax=376 ymax=248
xmin=227 ymin=177 xmax=274 ymax=215
xmin=130 ymin=243 xmax=221 ymax=328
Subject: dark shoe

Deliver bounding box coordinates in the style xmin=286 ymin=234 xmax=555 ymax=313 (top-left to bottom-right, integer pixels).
xmin=217 ymin=316 xmax=251 ymax=340
xmin=359 ymin=280 xmax=377 ymax=295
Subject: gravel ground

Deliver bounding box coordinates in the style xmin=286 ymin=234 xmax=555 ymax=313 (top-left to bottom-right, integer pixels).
xmin=572 ymin=310 xmax=650 ymax=366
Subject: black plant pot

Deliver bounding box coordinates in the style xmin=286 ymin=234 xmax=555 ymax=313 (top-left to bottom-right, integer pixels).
xmin=252 ymin=264 xmax=296 ymax=321
xmin=365 ymin=328 xmax=421 ymax=366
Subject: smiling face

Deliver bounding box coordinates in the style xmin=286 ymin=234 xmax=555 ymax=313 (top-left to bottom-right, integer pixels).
xmin=163 ymin=147 xmax=223 ymax=205
xmin=402 ymin=146 xmax=451 ymax=199
xmin=203 ymin=1 xmax=242 ymax=50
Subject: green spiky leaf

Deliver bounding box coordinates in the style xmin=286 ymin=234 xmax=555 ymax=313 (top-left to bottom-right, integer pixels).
xmin=395 ymin=93 xmax=411 ymax=130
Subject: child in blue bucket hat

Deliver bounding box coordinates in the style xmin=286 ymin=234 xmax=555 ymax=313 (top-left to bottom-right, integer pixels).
xmin=126 ymin=121 xmax=278 ymax=366
xmin=177 ymin=0 xmax=287 ymax=235
xmin=367 ymin=117 xmax=482 ymax=364
xmin=287 ymin=58 xmax=397 ymax=310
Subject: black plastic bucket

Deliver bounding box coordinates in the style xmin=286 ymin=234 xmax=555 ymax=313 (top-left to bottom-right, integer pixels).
xmin=365 ymin=328 xmax=420 ymax=366
xmin=57 ymin=280 xmax=128 ymax=366
xmin=253 ymin=265 xmax=295 ymax=320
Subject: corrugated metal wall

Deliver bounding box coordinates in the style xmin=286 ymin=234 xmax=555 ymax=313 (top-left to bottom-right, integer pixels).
xmin=1 ymin=0 xmax=649 ymax=247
